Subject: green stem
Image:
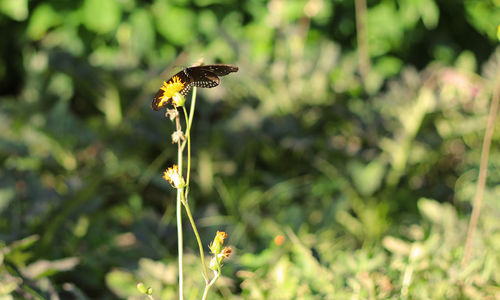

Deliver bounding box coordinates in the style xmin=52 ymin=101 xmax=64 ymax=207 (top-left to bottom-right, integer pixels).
xmin=181 ymin=87 xmax=197 ymax=198
xmin=182 ymin=107 xmax=191 ymax=188
xmin=177 ymin=190 xmax=184 ymax=300
xmin=201 ymin=270 xmax=220 ymax=300
xmin=187 ymin=87 xmax=197 ymax=133
xmin=176 ymin=114 xmax=184 ymax=300
xmin=180 ymin=191 xmax=210 ymax=283
xmin=177 ymin=87 xmax=210 ymax=295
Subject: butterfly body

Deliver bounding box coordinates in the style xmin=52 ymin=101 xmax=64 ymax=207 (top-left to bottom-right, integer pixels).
xmin=151 ymin=64 xmax=238 ymax=111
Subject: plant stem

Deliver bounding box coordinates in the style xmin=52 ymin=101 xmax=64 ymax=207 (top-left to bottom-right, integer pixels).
xmin=185 ymin=88 xmax=197 ymax=199
xmin=462 ymin=63 xmax=500 ymax=266
xmin=187 ymin=87 xmax=197 ymax=133
xmin=201 ymin=271 xmax=220 ymax=300
xmin=177 ymin=189 xmax=184 ymax=300
xmin=180 ymin=191 xmax=210 ymax=283
xmin=182 ymin=107 xmax=191 ymax=188
xmin=178 ymin=87 xmax=210 ymax=285
xmin=176 ymin=113 xmax=184 ymax=300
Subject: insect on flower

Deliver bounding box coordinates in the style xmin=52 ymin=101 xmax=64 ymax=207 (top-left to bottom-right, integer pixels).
xmin=151 ymin=64 xmax=239 ymax=111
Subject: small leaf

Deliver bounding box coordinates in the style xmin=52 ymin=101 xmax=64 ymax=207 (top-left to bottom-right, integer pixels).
xmin=130 ymin=9 xmax=155 ymax=57
xmin=0 ymin=0 xmax=28 ymax=21
xmin=418 ymin=198 xmax=442 ymax=224
xmin=153 ymin=4 xmax=195 ymax=45
xmin=137 ymin=282 xmax=153 ymax=295
xmin=348 ymin=160 xmax=386 ymax=197
xmin=82 ymin=0 xmax=122 ymax=34
xmin=106 ymin=269 xmax=137 ymax=298
xmin=382 ymin=236 xmax=411 ymax=255
xmin=24 ymin=257 xmax=80 ymax=279
xmin=419 ymin=0 xmax=439 ymax=29
xmin=27 ymin=4 xmax=61 ymax=40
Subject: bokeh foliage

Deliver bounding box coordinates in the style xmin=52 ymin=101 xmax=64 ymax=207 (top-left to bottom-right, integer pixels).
xmin=1 ymin=0 xmax=499 ymax=299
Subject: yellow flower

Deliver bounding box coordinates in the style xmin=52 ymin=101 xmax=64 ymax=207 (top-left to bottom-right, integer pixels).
xmin=162 ymin=165 xmax=185 ymax=188
xmin=215 ymin=231 xmax=227 ymax=242
xmin=208 ymin=231 xmax=231 ymax=270
xmin=209 ymin=231 xmax=227 ymax=255
xmin=157 ymin=76 xmax=185 ymax=108
xmin=221 ymin=247 xmax=232 ymax=258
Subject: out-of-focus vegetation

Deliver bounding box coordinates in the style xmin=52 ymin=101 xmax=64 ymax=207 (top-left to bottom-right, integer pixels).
xmin=1 ymin=0 xmax=500 ymax=299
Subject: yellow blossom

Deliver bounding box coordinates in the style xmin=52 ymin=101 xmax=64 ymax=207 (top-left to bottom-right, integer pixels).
xmin=162 ymin=165 xmax=185 ymax=188
xmin=157 ymin=76 xmax=185 ymax=108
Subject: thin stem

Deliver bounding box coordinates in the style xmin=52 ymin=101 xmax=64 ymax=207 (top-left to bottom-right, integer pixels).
xmin=188 ymin=87 xmax=197 ymax=133
xmin=175 ymin=114 xmax=184 ymax=300
xmin=178 ymin=87 xmax=210 ymax=285
xmin=177 ymin=190 xmax=184 ymax=300
xmin=201 ymin=271 xmax=220 ymax=300
xmin=180 ymin=87 xmax=197 ymax=153
xmin=180 ymin=191 xmax=210 ymax=283
xmin=185 ymin=88 xmax=197 ymax=199
xmin=182 ymin=107 xmax=191 ymax=188
xmin=462 ymin=65 xmax=500 ymax=266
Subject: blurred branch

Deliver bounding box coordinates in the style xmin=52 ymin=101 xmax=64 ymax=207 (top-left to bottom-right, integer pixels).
xmin=462 ymin=59 xmax=500 ymax=267
xmin=355 ymin=0 xmax=370 ymax=86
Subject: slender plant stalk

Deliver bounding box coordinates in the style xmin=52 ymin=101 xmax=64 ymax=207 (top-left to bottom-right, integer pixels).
xmin=182 ymin=88 xmax=210 ymax=282
xmin=182 ymin=107 xmax=191 ymax=186
xmin=181 ymin=87 xmax=197 ymax=198
xmin=176 ymin=191 xmax=184 ymax=300
xmin=180 ymin=192 xmax=210 ymax=283
xmin=202 ymin=271 xmax=220 ymax=300
xmin=180 ymin=87 xmax=211 ymax=287
xmin=462 ymin=64 xmax=500 ymax=266
xmin=171 ymin=86 xmax=222 ymax=298
xmin=176 ymin=113 xmax=185 ymax=300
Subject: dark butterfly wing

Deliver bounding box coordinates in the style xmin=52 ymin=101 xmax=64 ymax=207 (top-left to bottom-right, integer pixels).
xmin=189 ymin=64 xmax=239 ymax=76
xmin=184 ymin=68 xmax=220 ymax=88
xmin=151 ymin=89 xmax=165 ymax=111
xmin=151 ymin=69 xmax=192 ymax=111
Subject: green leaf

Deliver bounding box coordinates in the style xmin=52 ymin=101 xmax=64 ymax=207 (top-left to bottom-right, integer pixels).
xmin=0 ymin=0 xmax=28 ymax=21
xmin=24 ymin=257 xmax=79 ymax=279
xmin=81 ymin=0 xmax=122 ymax=34
xmin=419 ymin=0 xmax=439 ymax=29
xmin=26 ymin=4 xmax=61 ymax=40
xmin=418 ymin=198 xmax=457 ymax=229
xmin=367 ymin=2 xmax=403 ymax=56
xmin=130 ymin=9 xmax=155 ymax=57
xmin=348 ymin=160 xmax=386 ymax=197
xmin=105 ymin=269 xmax=137 ymax=298
xmin=153 ymin=3 xmax=195 ymax=45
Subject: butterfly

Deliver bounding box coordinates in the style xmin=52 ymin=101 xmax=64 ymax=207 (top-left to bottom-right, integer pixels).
xmin=151 ymin=64 xmax=239 ymax=111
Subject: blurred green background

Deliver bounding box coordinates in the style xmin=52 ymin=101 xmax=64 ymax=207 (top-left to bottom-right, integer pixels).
xmin=1 ymin=0 xmax=500 ymax=299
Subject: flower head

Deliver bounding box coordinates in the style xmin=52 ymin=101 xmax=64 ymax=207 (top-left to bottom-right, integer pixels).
xmin=209 ymin=231 xmax=230 ymax=271
xmin=157 ymin=76 xmax=186 ymax=108
xmin=162 ymin=165 xmax=185 ymax=189
xmin=209 ymin=230 xmax=227 ymax=255
xmin=274 ymin=234 xmax=285 ymax=246
xmin=221 ymin=246 xmax=232 ymax=258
